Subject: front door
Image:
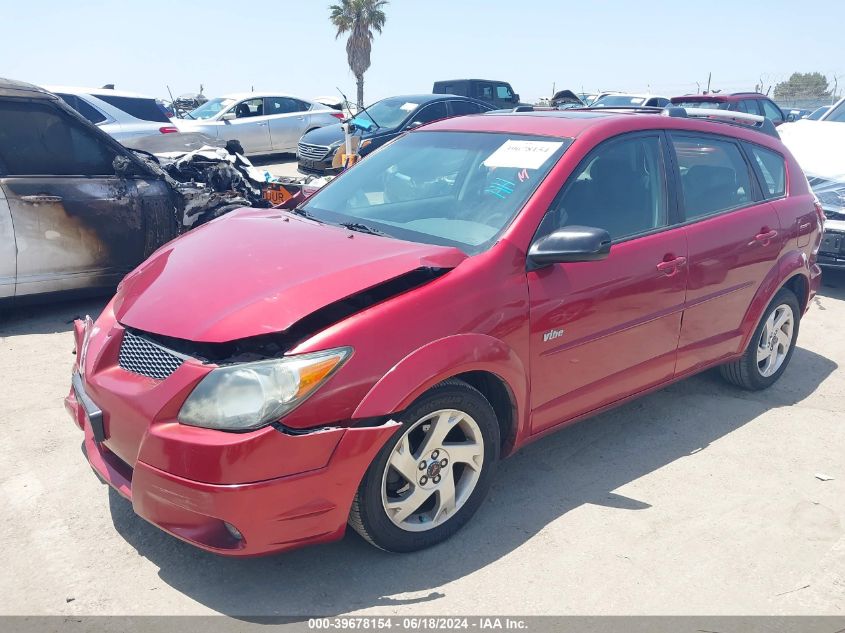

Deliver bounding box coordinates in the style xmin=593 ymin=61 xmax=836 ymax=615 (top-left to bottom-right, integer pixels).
xmin=220 ymin=98 xmax=273 ymax=154
xmin=0 ymin=98 xmax=164 ymax=296
xmin=668 ymin=132 xmax=786 ymax=374
xmin=528 ymin=132 xmax=688 ymax=433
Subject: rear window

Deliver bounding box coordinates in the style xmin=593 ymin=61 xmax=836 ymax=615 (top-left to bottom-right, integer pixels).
xmin=746 ymin=144 xmax=786 ymax=198
xmin=94 ymin=94 xmax=171 ymax=122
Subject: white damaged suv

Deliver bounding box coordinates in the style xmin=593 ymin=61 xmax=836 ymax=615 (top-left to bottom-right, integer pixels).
xmin=778 ymin=97 xmax=845 ymax=268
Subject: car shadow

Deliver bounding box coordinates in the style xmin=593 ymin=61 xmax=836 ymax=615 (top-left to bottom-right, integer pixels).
xmin=817 ymin=268 xmax=845 ymax=302
xmin=0 ymin=295 xmax=109 ymax=337
xmin=105 ymin=345 xmax=837 ymax=619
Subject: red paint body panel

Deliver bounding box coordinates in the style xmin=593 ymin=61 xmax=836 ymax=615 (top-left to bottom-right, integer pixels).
xmin=115 ymin=208 xmax=467 ymax=342
xmin=68 ymin=110 xmax=822 ymax=556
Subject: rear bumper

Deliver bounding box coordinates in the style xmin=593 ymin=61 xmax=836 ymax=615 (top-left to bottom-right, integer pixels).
xmin=65 ymin=381 xmax=399 ymax=556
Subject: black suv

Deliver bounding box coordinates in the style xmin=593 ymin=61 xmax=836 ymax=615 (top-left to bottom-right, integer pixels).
xmin=433 ymin=79 xmax=524 ymax=109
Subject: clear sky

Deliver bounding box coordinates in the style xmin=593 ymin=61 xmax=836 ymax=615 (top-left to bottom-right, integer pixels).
xmin=3 ymin=0 xmax=843 ymax=104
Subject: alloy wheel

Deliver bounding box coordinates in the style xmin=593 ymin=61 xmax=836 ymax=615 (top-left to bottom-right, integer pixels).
xmin=756 ymin=303 xmax=795 ymax=378
xmin=380 ymin=409 xmax=484 ymax=532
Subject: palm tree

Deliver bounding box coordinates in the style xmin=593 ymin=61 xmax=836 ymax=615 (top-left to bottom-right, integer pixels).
xmin=329 ymin=0 xmax=388 ymax=109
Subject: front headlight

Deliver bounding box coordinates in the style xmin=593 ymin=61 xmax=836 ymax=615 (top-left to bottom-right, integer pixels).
xmin=178 ymin=347 xmax=352 ymax=431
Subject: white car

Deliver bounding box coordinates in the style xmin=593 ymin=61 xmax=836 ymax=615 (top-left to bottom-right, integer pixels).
xmin=45 ymin=85 xmax=219 ymax=153
xmin=175 ymin=92 xmax=344 ymax=156
xmin=591 ymin=93 xmax=671 ymax=108
xmin=778 ymin=97 xmax=845 ymax=268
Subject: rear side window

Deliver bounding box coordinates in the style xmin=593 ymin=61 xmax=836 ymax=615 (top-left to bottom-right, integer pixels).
xmin=745 ymin=144 xmax=786 ymax=198
xmin=495 ymin=85 xmax=514 ymax=100
xmin=0 ymin=100 xmax=117 ymax=176
xmin=94 ymin=94 xmax=171 ymax=122
xmin=475 ymin=83 xmax=494 ymax=101
xmin=449 ymin=100 xmax=483 ymax=116
xmin=57 ymin=93 xmax=108 ymax=125
xmin=671 ymin=134 xmax=753 ymax=220
xmin=739 ymin=99 xmax=761 ymax=115
xmin=265 ymin=96 xmax=309 ymax=114
xmin=411 ymin=102 xmax=447 ymax=125
xmin=760 ymin=99 xmax=784 ymax=123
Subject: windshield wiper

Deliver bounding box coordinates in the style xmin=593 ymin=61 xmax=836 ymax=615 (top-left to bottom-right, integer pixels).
xmin=290 ymin=207 xmax=326 ymax=223
xmin=339 ymin=221 xmax=387 ymax=236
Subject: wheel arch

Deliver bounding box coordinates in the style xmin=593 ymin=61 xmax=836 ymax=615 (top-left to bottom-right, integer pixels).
xmin=738 ymin=251 xmax=810 ymax=353
xmin=352 ymin=334 xmax=528 ymax=455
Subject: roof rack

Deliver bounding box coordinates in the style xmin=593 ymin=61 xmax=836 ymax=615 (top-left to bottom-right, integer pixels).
xmin=501 ymin=104 xmax=779 ymax=139
xmin=660 ymin=106 xmax=780 ymax=138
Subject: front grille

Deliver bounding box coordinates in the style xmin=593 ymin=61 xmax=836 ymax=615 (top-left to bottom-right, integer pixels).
xmin=298 ymin=142 xmax=331 ymax=161
xmin=118 ymin=331 xmax=183 ymax=380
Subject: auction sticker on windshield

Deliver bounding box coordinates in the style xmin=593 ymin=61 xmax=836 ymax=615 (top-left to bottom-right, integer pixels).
xmin=400 ymin=102 xmax=419 ymax=111
xmin=483 ymin=140 xmax=564 ymax=169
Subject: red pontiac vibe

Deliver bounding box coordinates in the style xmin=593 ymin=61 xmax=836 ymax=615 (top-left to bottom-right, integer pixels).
xmin=67 ymin=107 xmax=823 ymax=555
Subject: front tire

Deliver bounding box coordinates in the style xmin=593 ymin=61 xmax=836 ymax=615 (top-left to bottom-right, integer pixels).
xmin=349 ymin=379 xmax=500 ymax=552
xmin=720 ymin=287 xmax=800 ymax=390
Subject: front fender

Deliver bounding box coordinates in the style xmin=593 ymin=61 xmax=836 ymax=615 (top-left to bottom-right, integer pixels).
xmin=352 ymin=333 xmax=529 ymax=434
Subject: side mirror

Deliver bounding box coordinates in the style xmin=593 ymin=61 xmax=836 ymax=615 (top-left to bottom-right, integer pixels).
xmin=406 ymin=120 xmax=424 ymax=130
xmin=527 ymin=225 xmax=611 ymax=269
xmin=112 ymin=155 xmax=138 ymax=178
xmin=513 ymin=93 xmax=520 ymax=103
xmin=787 ymin=113 xmax=796 ymax=122
xmin=221 ymin=112 xmax=236 ymax=121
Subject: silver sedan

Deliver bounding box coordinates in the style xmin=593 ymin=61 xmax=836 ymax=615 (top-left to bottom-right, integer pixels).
xmin=175 ymin=93 xmax=343 ymax=156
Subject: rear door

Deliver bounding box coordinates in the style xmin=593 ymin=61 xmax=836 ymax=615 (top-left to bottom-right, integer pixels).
xmin=668 ymin=132 xmax=785 ymax=374
xmin=0 ymin=184 xmax=14 ymax=298
xmin=0 ymin=97 xmax=169 ymax=296
xmin=266 ymin=96 xmax=313 ymax=152
xmin=528 ymin=132 xmax=688 ymax=433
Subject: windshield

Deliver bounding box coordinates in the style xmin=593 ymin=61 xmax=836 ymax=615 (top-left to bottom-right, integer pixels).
xmin=187 ymin=98 xmax=236 ymax=120
xmin=301 ymin=131 xmax=572 ymax=255
xmin=807 ymin=106 xmax=830 ymax=120
xmin=352 ymin=97 xmax=424 ymax=129
xmin=823 ymin=100 xmax=845 ymax=122
xmin=593 ymin=95 xmax=647 ymax=107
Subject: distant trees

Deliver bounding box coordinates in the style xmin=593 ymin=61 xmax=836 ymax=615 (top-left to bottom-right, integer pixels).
xmin=773 ymin=72 xmax=832 ymax=101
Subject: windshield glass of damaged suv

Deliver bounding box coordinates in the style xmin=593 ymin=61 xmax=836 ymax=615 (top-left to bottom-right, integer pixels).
xmin=301 ymin=131 xmax=572 ymax=254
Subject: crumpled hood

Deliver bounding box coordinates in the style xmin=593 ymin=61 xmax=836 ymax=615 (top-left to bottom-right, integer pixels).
xmin=114 ymin=208 xmax=467 ymax=342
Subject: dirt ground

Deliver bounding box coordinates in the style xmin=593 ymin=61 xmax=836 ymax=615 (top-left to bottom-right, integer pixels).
xmin=1 ymin=260 xmax=843 ymax=617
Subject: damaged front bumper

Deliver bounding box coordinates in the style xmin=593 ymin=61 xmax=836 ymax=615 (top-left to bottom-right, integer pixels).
xmin=65 ymin=314 xmax=399 ymax=556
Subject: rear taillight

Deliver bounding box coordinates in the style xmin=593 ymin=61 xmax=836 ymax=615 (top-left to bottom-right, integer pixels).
xmin=159 ymin=126 xmax=179 ymax=134
xmin=331 ymin=112 xmax=345 ymax=120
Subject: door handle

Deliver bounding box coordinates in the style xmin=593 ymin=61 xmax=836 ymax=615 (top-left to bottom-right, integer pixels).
xmin=656 ymin=256 xmax=687 ymax=276
xmin=256 ymin=122 xmax=268 ymax=126
xmin=752 ymin=229 xmax=778 ymax=246
xmin=21 ymin=195 xmax=62 ymax=203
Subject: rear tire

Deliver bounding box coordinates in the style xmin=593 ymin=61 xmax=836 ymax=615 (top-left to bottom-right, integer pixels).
xmin=349 ymin=379 xmax=500 ymax=553
xmin=719 ymin=287 xmax=800 ymax=390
